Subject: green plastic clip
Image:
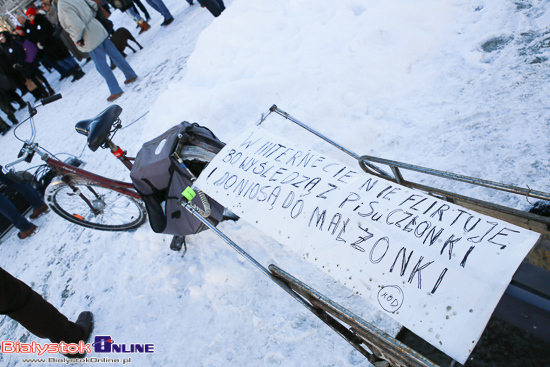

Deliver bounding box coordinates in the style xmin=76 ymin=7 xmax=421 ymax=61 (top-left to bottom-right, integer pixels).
xmin=182 ymin=187 xmax=196 ymax=201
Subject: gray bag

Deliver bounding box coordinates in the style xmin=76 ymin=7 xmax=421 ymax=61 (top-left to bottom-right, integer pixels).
xmin=130 ymin=122 xmax=225 ymax=236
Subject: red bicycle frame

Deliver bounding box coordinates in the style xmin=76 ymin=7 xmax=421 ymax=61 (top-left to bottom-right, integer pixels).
xmin=44 ymin=150 xmax=141 ymax=200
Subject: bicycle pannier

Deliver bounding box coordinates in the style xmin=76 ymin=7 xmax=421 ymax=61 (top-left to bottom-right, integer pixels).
xmin=130 ymin=122 xmax=225 ymax=236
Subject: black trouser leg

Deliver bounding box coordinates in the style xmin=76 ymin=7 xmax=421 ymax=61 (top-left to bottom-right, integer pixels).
xmin=28 ymin=74 xmax=48 ymax=98
xmin=134 ymin=0 xmax=151 ymax=20
xmin=0 ymin=104 xmax=18 ymax=125
xmin=0 ymin=116 xmax=10 ymax=131
xmin=35 ymin=73 xmax=54 ymax=95
xmin=7 ymin=89 xmax=26 ymax=109
xmin=0 ymin=267 xmax=85 ymax=343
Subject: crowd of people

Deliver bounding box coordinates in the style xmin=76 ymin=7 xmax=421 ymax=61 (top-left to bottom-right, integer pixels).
xmin=0 ymin=0 xmax=217 ymax=134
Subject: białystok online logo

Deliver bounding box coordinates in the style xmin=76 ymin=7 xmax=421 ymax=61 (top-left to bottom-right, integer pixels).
xmin=1 ymin=335 xmax=154 ymax=356
xmin=92 ymin=336 xmax=154 ymax=353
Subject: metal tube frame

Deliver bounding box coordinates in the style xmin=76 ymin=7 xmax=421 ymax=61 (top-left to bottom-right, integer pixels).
xmin=179 ymin=199 xmax=439 ymax=367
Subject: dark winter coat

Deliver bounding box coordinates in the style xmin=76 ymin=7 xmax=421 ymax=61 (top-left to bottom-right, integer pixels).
xmin=1 ymin=32 xmax=40 ymax=79
xmin=43 ymin=0 xmax=89 ymax=61
xmin=106 ymin=0 xmax=134 ymax=13
xmin=20 ymin=19 xmax=38 ymax=44
xmin=30 ymin=13 xmax=71 ymax=63
xmin=0 ymin=52 xmax=26 ymax=91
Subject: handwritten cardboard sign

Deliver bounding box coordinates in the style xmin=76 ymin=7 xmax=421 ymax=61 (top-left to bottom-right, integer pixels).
xmin=195 ymin=126 xmax=540 ymax=363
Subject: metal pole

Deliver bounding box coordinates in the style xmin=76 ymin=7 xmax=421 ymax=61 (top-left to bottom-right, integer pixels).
xmin=178 ymin=199 xmax=379 ymax=361
xmin=360 ymin=155 xmax=550 ymax=202
xmin=263 ymin=105 xmax=394 ymax=180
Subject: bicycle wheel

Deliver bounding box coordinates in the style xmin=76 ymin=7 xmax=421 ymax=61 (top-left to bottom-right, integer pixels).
xmin=45 ymin=178 xmax=147 ymax=231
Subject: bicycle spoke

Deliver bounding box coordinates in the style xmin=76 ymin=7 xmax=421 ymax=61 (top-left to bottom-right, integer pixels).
xmin=47 ymin=179 xmax=146 ymax=231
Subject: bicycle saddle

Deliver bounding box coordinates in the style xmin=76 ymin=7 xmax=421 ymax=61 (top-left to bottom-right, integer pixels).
xmin=75 ymin=105 xmax=123 ymax=151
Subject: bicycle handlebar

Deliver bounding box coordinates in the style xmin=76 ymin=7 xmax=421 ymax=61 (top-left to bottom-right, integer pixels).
xmin=40 ymin=93 xmax=63 ymax=106
xmin=2 ymin=94 xmax=63 ymax=173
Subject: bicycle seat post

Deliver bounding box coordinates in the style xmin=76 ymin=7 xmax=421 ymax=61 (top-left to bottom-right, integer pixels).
xmin=107 ymin=139 xmax=133 ymax=170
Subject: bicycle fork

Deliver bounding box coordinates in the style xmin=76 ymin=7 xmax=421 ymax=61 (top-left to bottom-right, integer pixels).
xmin=61 ymin=176 xmax=104 ymax=217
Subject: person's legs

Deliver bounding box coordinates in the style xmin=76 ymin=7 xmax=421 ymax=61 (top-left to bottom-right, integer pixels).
xmin=53 ymin=60 xmax=70 ymax=77
xmin=0 ymin=171 xmax=46 ymax=233
xmin=27 ymin=74 xmax=48 ymax=99
xmin=0 ymin=116 xmax=11 ymax=134
xmin=133 ymin=0 xmax=151 ymax=20
xmin=7 ymin=89 xmax=26 ymax=110
xmin=88 ymin=43 xmax=123 ymax=95
xmin=125 ymin=7 xmax=142 ymax=22
xmin=0 ymin=171 xmax=45 ymax=209
xmin=0 ymin=101 xmax=17 ymax=125
xmin=57 ymin=57 xmax=78 ymax=71
xmin=104 ymin=39 xmax=137 ymax=81
xmin=0 ymin=267 xmax=89 ymax=344
xmin=0 ymin=191 xmax=33 ymax=231
xmin=145 ymin=0 xmax=172 ymax=19
xmin=34 ymin=69 xmax=55 ymax=95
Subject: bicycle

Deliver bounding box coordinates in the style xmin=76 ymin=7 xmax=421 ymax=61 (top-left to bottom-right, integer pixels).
xmin=3 ymin=94 xmax=147 ymax=231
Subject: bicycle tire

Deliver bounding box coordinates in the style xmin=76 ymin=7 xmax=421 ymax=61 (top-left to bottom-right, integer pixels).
xmin=45 ymin=177 xmax=147 ymax=231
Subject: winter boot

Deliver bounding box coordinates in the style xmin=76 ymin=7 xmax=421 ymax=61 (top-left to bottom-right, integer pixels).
xmin=71 ymin=67 xmax=85 ymax=82
xmin=36 ymin=76 xmax=55 ymax=97
xmin=137 ymin=19 xmax=151 ymax=34
xmin=64 ymin=312 xmax=94 ymax=359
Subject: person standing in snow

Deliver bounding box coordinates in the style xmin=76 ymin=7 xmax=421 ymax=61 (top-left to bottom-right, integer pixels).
xmin=0 ymin=266 xmax=94 ymax=358
xmin=143 ymin=0 xmax=174 ymax=26
xmin=40 ymin=0 xmax=91 ymax=63
xmin=25 ymin=7 xmax=85 ymax=82
xmin=0 ymin=31 xmax=56 ymax=100
xmin=105 ymin=0 xmax=151 ymax=33
xmin=57 ymin=0 xmax=139 ymax=102
xmin=0 ymin=169 xmax=49 ymax=239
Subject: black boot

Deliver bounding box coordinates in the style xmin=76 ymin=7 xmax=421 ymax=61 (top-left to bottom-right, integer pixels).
xmin=64 ymin=311 xmax=94 ymax=359
xmin=71 ymin=67 xmax=85 ymax=82
xmin=58 ymin=71 xmax=71 ymax=81
xmin=36 ymin=75 xmax=55 ymax=96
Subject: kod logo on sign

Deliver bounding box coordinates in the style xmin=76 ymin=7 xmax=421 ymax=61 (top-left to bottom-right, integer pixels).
xmin=92 ymin=336 xmax=154 ymax=354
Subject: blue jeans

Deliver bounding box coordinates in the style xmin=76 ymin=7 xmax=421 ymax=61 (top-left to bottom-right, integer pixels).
xmin=57 ymin=57 xmax=78 ymax=73
xmin=125 ymin=7 xmax=142 ymax=22
xmin=89 ymin=38 xmax=138 ymax=95
xmin=53 ymin=57 xmax=79 ymax=76
xmin=145 ymin=0 xmax=173 ymax=19
xmin=0 ymin=171 xmax=45 ymax=231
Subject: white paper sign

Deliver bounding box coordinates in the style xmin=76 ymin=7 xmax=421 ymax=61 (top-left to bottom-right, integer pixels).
xmin=196 ymin=126 xmax=540 ymax=364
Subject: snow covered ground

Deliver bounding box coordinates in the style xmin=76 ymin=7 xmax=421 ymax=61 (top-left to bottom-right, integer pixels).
xmin=1 ymin=0 xmax=549 ymax=366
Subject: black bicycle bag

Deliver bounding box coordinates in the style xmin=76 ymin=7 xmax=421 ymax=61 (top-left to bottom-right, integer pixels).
xmin=130 ymin=122 xmax=225 ymax=236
